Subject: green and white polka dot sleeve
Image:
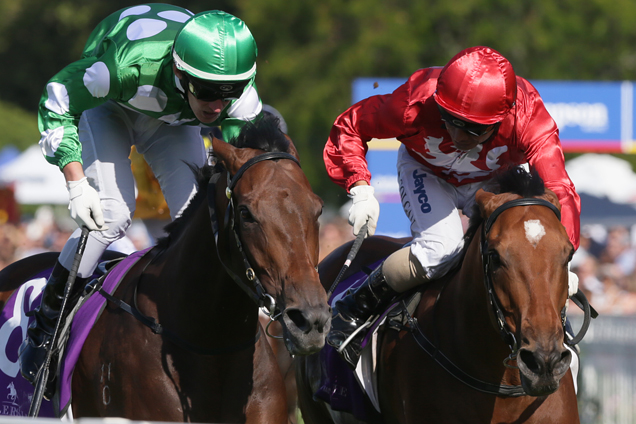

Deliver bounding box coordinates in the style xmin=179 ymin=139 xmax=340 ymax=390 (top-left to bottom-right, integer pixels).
xmin=37 ymin=4 xmax=194 ymax=171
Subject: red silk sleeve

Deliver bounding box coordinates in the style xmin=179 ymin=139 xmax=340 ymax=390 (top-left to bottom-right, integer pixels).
xmin=324 ymin=84 xmax=412 ymax=192
xmin=518 ymin=81 xmax=581 ymax=250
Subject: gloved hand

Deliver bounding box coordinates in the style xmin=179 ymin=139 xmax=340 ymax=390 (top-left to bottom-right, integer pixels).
xmin=348 ymin=185 xmax=380 ymax=237
xmin=67 ymin=177 xmax=108 ymax=231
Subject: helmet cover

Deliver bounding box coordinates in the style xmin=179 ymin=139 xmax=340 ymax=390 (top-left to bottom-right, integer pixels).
xmin=173 ymin=10 xmax=257 ymax=82
xmin=434 ymin=46 xmax=516 ymax=125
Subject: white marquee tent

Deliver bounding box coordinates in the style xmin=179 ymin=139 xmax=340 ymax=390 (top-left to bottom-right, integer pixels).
xmin=0 ymin=145 xmax=67 ymax=205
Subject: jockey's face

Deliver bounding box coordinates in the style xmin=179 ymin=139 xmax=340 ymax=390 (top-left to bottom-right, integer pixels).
xmin=444 ymin=122 xmax=496 ymax=151
xmin=187 ymin=91 xmax=230 ymax=124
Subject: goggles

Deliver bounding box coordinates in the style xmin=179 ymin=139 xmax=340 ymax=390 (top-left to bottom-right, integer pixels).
xmin=438 ymin=106 xmax=497 ymax=137
xmin=185 ymin=74 xmax=249 ymax=102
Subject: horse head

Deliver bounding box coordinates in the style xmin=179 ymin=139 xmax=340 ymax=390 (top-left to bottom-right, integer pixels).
xmin=210 ymin=124 xmax=331 ymax=356
xmin=475 ymin=185 xmax=574 ymax=396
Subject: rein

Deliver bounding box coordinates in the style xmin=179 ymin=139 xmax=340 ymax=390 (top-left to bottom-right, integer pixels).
xmin=207 ymin=151 xmax=301 ymax=319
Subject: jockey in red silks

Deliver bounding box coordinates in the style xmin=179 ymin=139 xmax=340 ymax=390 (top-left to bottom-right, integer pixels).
xmin=324 ymin=46 xmax=581 ymax=369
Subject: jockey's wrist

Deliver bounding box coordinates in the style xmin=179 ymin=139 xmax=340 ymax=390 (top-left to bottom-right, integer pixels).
xmin=349 ymin=180 xmax=369 ymax=190
xmin=62 ymin=161 xmax=86 ymax=183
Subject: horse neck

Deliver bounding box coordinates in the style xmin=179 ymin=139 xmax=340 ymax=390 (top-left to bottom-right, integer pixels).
xmin=156 ymin=197 xmax=259 ymax=342
xmin=435 ymin=230 xmax=514 ymax=368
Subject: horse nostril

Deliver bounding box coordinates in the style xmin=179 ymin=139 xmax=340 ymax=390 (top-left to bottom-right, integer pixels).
xmin=519 ymin=349 xmax=540 ymax=373
xmin=286 ymin=309 xmax=311 ymax=333
xmin=519 ymin=347 xmax=571 ymax=375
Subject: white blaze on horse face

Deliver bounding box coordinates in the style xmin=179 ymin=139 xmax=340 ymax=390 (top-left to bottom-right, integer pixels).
xmin=524 ymin=220 xmax=546 ymax=248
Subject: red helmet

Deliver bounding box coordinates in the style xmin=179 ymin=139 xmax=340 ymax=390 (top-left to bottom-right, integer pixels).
xmin=434 ymin=46 xmax=517 ymax=125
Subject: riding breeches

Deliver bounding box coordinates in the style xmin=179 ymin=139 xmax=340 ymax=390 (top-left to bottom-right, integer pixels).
xmin=57 ymin=101 xmax=206 ymax=278
xmin=382 ymin=145 xmax=497 ymax=292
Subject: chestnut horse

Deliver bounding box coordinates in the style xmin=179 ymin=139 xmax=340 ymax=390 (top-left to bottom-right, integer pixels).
xmin=1 ymin=116 xmax=331 ymax=422
xmin=297 ymin=168 xmax=581 ymax=423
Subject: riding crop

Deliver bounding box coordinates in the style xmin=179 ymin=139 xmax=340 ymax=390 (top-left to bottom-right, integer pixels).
xmin=29 ymin=226 xmax=90 ymax=417
xmin=327 ymin=222 xmax=368 ymax=298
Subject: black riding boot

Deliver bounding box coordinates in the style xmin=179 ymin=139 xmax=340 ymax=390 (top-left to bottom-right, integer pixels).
xmin=327 ymin=265 xmax=398 ymax=369
xmin=19 ymin=261 xmax=88 ymax=395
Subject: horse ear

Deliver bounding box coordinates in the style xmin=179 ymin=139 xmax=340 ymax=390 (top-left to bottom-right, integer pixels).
xmin=284 ymin=134 xmax=301 ymax=161
xmin=541 ymin=188 xmax=562 ymax=212
xmin=211 ymin=136 xmax=252 ymax=174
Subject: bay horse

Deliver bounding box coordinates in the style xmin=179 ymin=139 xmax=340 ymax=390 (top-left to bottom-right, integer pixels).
xmin=0 ymin=115 xmax=331 ymax=422
xmin=297 ymin=168 xmax=581 ymax=423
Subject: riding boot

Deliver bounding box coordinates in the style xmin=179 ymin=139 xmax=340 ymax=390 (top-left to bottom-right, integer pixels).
xmin=19 ymin=261 xmax=88 ymax=396
xmin=327 ymin=264 xmax=398 ymax=369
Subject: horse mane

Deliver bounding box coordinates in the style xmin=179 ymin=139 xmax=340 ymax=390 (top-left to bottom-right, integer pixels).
xmin=155 ymin=114 xmax=289 ymax=249
xmin=461 ymin=166 xmax=546 ymax=256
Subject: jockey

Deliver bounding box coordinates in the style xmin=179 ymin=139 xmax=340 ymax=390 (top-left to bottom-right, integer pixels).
xmin=324 ymin=46 xmax=581 ymax=369
xmin=20 ymin=4 xmax=262 ymax=390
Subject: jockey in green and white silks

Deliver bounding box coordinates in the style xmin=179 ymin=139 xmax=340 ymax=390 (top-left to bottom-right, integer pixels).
xmin=20 ymin=4 xmax=262 ymax=392
xmin=39 ymin=4 xmax=261 ymax=278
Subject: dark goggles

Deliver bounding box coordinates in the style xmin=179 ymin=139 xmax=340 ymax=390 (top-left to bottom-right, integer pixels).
xmin=438 ymin=106 xmax=497 ymax=137
xmin=185 ymin=75 xmax=249 ymax=102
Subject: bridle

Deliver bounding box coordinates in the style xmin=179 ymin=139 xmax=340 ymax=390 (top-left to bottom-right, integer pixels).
xmin=481 ymin=197 xmax=596 ymax=367
xmin=480 ymin=198 xmax=561 ymax=368
xmin=207 ymin=151 xmax=301 ymax=320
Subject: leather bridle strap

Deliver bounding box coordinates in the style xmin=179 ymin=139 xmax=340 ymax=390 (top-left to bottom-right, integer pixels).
xmin=481 ymin=198 xmax=561 ymax=356
xmin=228 ymin=152 xmax=299 ymax=192
xmin=208 ymin=151 xmax=301 ymax=317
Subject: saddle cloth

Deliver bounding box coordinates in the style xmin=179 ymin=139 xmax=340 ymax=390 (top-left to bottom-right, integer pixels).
xmin=0 ymin=248 xmax=149 ymax=418
xmin=314 ymin=259 xmax=387 ymax=423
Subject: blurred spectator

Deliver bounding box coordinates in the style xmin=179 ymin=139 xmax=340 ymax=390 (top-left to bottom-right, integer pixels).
xmin=0 ymin=206 xmax=153 ymax=271
xmin=570 ymin=224 xmax=636 ymax=315
xmin=318 ymin=211 xmax=355 ymax=262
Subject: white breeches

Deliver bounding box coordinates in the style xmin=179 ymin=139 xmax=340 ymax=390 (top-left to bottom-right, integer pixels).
xmin=383 ymin=145 xmax=496 ymax=292
xmin=58 ymin=101 xmax=206 ymax=278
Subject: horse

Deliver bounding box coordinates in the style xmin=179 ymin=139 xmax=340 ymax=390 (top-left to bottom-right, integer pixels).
xmin=0 ymin=115 xmax=331 ymax=422
xmin=296 ymin=167 xmax=582 ymax=424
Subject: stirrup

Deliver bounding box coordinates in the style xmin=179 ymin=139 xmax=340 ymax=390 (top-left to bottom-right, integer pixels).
xmin=336 ymin=319 xmax=373 ymax=354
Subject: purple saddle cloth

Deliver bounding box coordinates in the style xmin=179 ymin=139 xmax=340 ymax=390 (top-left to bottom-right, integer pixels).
xmin=314 ymin=259 xmax=384 ymax=423
xmin=0 ymin=248 xmax=149 ymax=418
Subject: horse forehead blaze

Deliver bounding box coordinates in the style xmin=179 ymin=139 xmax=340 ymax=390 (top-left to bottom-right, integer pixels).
xmin=524 ymin=219 xmax=546 ymax=248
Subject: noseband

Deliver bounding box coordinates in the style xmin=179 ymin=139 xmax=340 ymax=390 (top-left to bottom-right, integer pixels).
xmin=480 ymin=198 xmax=561 ymax=367
xmin=207 ymin=151 xmax=301 ymax=319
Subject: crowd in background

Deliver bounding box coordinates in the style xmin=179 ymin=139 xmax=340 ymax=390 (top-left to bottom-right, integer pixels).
xmin=571 ymin=224 xmax=636 ymax=315
xmin=1 ymin=205 xmax=635 ymax=316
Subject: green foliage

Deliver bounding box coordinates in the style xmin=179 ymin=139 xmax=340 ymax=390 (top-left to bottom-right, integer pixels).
xmin=3 ymin=0 xmax=636 ymax=205
xmin=0 ymin=100 xmax=38 ymax=151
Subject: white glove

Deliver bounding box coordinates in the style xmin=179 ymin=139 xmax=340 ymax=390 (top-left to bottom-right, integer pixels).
xmin=67 ymin=177 xmax=108 ymax=231
xmin=568 ymin=262 xmax=579 ymax=297
xmin=348 ymin=185 xmax=380 ymax=237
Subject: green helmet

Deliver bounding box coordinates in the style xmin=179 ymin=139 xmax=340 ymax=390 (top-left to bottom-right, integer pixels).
xmin=173 ymin=10 xmax=257 ymax=84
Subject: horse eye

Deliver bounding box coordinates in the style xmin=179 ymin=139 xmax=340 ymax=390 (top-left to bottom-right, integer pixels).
xmin=239 ymin=207 xmax=254 ymax=222
xmin=489 ymin=250 xmax=502 ymax=268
